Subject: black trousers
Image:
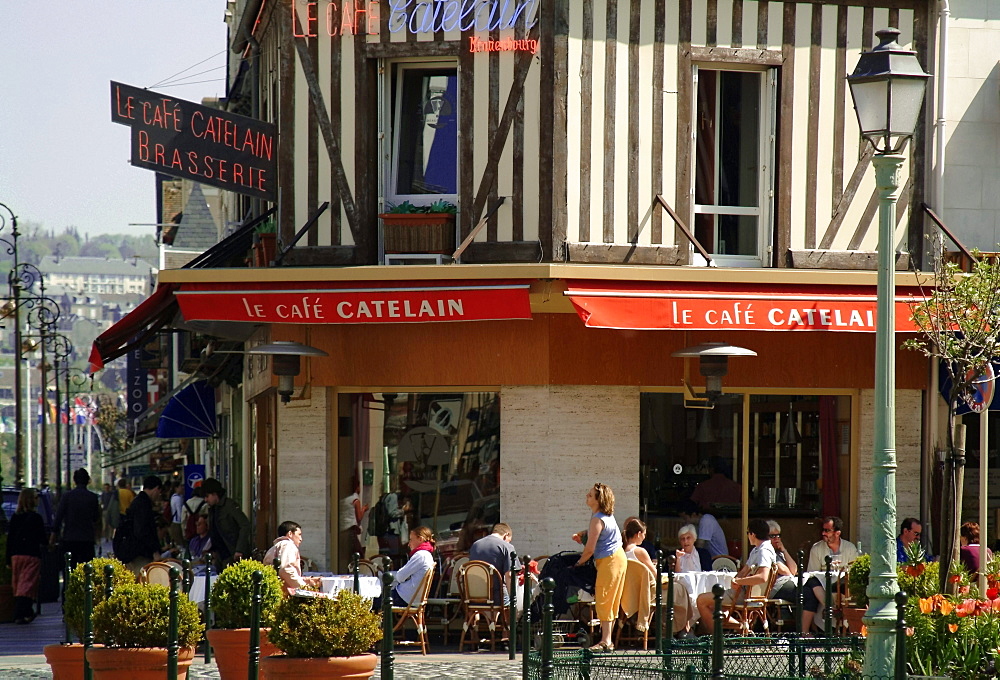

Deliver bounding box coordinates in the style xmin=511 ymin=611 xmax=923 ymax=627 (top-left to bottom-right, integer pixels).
xmin=61 ymin=541 xmax=96 ymax=569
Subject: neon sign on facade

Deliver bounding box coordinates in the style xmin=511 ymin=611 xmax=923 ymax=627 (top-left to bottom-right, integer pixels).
xmin=292 ymin=0 xmax=540 ymax=44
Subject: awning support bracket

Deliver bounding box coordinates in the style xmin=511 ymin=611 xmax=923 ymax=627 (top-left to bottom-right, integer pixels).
xmin=273 ymin=202 xmax=330 ymax=266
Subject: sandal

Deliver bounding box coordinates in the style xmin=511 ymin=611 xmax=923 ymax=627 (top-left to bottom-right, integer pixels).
xmin=588 ymin=642 xmax=613 ymax=652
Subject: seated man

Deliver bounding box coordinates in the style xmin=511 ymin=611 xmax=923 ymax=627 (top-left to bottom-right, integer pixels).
xmin=263 ymin=521 xmax=321 ymax=596
xmin=679 ymin=500 xmax=729 ymax=559
xmin=695 ymin=518 xmax=774 ymax=633
xmin=802 ymin=516 xmax=860 ymax=632
xmin=469 ymin=522 xmax=520 ymax=606
xmin=187 ymin=515 xmax=213 ymax=566
xmin=896 ymin=517 xmax=922 ymax=563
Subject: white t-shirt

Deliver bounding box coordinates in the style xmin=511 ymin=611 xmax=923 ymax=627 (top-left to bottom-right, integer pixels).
xmin=339 ymin=492 xmax=360 ymax=532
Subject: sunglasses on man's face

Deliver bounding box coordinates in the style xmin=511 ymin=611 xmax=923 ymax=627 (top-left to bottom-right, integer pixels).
xmin=769 ymin=534 xmax=781 ymax=538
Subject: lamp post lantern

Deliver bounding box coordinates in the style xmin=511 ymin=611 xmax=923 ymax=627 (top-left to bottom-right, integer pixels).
xmin=848 ymin=27 xmax=930 ymax=677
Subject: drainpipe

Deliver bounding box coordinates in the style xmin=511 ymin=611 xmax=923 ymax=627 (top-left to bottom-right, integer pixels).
xmin=923 ymin=0 xmax=949 ymax=554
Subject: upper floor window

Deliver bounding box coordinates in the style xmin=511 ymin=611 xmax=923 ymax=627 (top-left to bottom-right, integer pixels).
xmin=693 ymin=67 xmax=776 ymax=267
xmin=385 ymin=61 xmax=458 ymax=207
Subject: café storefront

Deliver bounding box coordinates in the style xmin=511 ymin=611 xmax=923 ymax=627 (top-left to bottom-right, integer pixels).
xmin=141 ymin=263 xmax=928 ymax=571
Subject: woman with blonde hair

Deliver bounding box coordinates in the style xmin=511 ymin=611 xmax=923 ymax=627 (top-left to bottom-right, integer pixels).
xmin=572 ymin=483 xmax=626 ymax=652
xmin=386 ymin=525 xmax=436 ymax=607
xmin=6 ymin=488 xmax=47 ymax=624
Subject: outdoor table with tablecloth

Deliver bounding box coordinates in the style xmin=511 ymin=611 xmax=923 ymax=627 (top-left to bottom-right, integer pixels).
xmin=315 ymin=574 xmax=382 ymax=598
xmin=665 ymin=570 xmax=735 ymax=624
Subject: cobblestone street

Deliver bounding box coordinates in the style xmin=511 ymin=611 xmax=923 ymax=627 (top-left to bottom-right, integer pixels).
xmin=0 ymin=603 xmax=523 ymax=679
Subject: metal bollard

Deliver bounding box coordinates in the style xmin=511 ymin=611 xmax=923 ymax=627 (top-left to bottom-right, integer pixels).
xmin=204 ymin=553 xmax=214 ymax=664
xmin=63 ymin=552 xmax=73 ymax=644
xmin=541 ymin=578 xmax=555 ymax=680
xmin=581 ymin=646 xmax=593 ymax=680
xmin=711 ymin=583 xmax=724 ymax=680
xmin=796 ymin=550 xmax=805 ymax=634
xmin=508 ymin=549 xmax=518 ymax=660
xmin=249 ymin=571 xmax=262 ymax=680
xmin=655 ymin=548 xmax=664 ymax=654
xmin=168 ymin=567 xmax=180 ymax=680
xmin=352 ymin=552 xmax=361 ymax=594
xmin=823 ymin=556 xmax=833 ymax=676
xmin=380 ymin=570 xmax=394 ymax=680
xmin=103 ymin=563 xmax=114 ymax=601
xmin=894 ymin=591 xmax=908 ymax=680
xmin=521 ymin=554 xmax=532 ymax=679
xmin=83 ymin=562 xmax=94 ymax=680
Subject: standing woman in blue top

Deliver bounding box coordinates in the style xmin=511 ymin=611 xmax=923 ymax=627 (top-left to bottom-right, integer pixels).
xmin=572 ymin=483 xmax=627 ymax=652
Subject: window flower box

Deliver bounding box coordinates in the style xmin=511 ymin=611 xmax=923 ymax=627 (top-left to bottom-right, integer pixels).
xmin=380 ymin=201 xmax=456 ymax=254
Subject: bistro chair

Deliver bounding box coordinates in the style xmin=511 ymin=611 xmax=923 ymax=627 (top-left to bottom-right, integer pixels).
xmin=356 ymin=559 xmax=380 ymax=577
xmin=392 ymin=568 xmax=435 ymax=655
xmin=723 ymin=566 xmax=780 ymax=636
xmin=615 ymin=559 xmax=656 ymax=649
xmin=425 ymin=552 xmax=468 ymax=645
xmin=712 ymin=556 xmax=740 ymax=572
xmin=458 ymin=560 xmax=507 ymax=652
xmin=139 ymin=561 xmax=176 ymax=588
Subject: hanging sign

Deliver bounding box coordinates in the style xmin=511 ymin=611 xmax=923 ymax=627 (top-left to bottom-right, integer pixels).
xmin=111 ymin=81 xmax=277 ymax=201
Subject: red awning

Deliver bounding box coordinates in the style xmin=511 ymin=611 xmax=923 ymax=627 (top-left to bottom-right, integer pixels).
xmin=565 ymin=280 xmax=923 ymax=332
xmin=173 ymin=280 xmax=532 ymax=324
xmin=89 ymin=284 xmax=179 ymax=371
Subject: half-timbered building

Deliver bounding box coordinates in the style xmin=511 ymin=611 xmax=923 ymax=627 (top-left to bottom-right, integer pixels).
xmin=95 ymin=0 xmax=970 ymax=570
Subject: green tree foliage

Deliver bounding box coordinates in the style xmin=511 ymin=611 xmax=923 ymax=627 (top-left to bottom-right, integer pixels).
xmin=905 ymin=249 xmax=1000 ymax=592
xmin=94 ymin=400 xmax=129 ymax=461
xmin=268 ymin=591 xmax=382 ymax=658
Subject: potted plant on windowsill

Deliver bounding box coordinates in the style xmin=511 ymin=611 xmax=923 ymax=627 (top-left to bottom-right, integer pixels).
xmin=379 ymin=200 xmax=457 ymax=254
xmin=44 ymin=557 xmax=137 ymax=680
xmin=86 ymin=581 xmax=204 ymax=680
xmin=253 ymin=219 xmax=278 ymax=267
xmin=261 ymin=590 xmax=382 ymax=680
xmin=207 ymin=560 xmax=285 ymax=680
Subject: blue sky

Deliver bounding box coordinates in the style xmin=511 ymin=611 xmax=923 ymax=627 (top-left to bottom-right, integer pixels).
xmin=0 ymin=2 xmax=228 ymax=236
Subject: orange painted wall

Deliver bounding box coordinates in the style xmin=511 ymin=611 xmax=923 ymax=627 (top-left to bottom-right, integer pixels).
xmin=276 ymin=314 xmax=928 ymax=390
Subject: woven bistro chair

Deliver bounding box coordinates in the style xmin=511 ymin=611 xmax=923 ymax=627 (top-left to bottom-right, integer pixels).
xmin=458 ymin=560 xmax=507 ymax=652
xmin=723 ymin=566 xmax=780 ymax=636
xmin=615 ymin=559 xmax=656 ymax=649
xmin=392 ymin=568 xmax=435 ymax=655
xmin=139 ymin=561 xmax=177 ymax=588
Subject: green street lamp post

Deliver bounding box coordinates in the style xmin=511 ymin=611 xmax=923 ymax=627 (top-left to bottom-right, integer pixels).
xmin=847 ymin=27 xmax=930 ymax=678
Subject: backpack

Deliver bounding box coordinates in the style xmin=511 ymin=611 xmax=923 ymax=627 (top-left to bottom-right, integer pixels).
xmin=367 ymin=494 xmax=391 ymax=537
xmin=183 ymin=499 xmax=206 ymax=541
xmin=112 ymin=510 xmax=137 ymax=563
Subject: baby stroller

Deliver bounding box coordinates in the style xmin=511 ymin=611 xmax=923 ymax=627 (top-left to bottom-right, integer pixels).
xmin=528 ymin=551 xmax=600 ymax=649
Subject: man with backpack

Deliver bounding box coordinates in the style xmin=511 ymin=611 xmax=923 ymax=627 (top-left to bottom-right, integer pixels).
xmin=113 ymin=475 xmax=164 ymax=575
xmin=181 ymin=484 xmax=208 ymax=543
xmin=201 ymin=478 xmax=251 ymax=568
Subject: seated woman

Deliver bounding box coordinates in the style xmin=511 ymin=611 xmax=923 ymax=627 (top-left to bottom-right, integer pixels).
xmin=960 ymin=521 xmax=992 ymax=577
xmin=622 ymin=517 xmax=656 ymax=574
xmin=675 ymin=524 xmax=711 ymax=573
xmin=384 ymin=525 xmax=436 ymax=607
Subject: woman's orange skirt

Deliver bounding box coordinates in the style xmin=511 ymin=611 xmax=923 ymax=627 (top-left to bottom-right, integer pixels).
xmin=594 ymin=549 xmax=627 ymax=622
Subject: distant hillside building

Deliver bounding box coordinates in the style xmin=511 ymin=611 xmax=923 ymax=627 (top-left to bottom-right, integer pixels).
xmin=39 ymin=256 xmax=153 ymax=296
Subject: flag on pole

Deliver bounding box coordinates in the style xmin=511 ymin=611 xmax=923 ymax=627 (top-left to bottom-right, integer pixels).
xmin=74 ymin=396 xmax=87 ymax=425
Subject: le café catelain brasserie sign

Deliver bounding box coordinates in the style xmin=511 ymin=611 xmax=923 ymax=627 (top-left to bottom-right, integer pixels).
xmin=111 ymin=81 xmax=278 ymax=201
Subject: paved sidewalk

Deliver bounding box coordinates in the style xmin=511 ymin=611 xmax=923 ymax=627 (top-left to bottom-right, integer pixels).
xmin=0 ymin=602 xmax=524 ymax=679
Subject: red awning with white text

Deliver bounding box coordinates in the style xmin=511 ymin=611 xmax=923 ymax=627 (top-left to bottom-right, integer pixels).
xmin=565 ymin=280 xmax=924 ymax=332
xmin=174 ymin=280 xmax=532 ymax=324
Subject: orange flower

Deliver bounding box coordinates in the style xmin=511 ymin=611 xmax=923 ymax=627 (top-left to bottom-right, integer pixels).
xmin=956 ymin=599 xmax=978 ymax=617
xmin=948 ymin=623 xmax=959 ymax=633
xmin=860 ymin=625 xmax=868 ymax=638
xmin=988 ymin=587 xmax=999 ymax=600
xmin=949 ymin=574 xmax=962 ymax=584
xmin=919 ymin=597 xmax=934 ymax=615
xmin=939 ymin=600 xmax=954 ymax=616
xmin=905 ymin=563 xmax=926 ymax=578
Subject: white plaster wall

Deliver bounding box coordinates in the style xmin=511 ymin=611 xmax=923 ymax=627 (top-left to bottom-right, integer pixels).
xmin=275 ymin=388 xmax=331 ymax=570
xmin=855 ymin=389 xmax=923 ymax=551
xmin=500 ymin=385 xmax=640 ymax=560
xmin=941 ymin=2 xmax=1000 ymax=250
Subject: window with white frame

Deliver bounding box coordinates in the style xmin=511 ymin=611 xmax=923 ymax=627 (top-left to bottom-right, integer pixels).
xmin=693 ymin=67 xmax=776 ymax=267
xmin=385 ymin=61 xmax=459 ymax=207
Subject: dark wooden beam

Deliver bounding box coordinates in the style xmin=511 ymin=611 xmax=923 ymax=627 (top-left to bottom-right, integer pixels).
xmin=688 ymin=46 xmax=783 ymax=66
xmin=279 ymin=245 xmax=359 ymax=266
xmin=362 ymin=41 xmax=463 ymax=59
xmin=789 ymin=249 xmax=910 ymax=270
xmin=820 ymin=144 xmax=875 ymax=249
xmin=464 ymin=241 xmax=545 ymax=263
xmin=567 ymin=243 xmax=686 ymax=265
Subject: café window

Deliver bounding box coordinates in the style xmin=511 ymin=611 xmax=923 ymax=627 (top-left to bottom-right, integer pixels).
xmin=337 ymin=391 xmax=499 ymax=571
xmin=640 ymin=392 xmax=852 ymax=554
xmin=384 ymin=61 xmax=459 ymax=206
xmin=693 ymin=67 xmax=776 ymax=267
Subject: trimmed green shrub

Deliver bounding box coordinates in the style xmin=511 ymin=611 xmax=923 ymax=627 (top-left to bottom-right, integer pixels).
xmin=846 ymin=553 xmax=870 ymax=607
xmin=210 ymin=559 xmax=284 ymax=629
xmin=65 ymin=557 xmax=137 ymax=641
xmin=92 ymin=582 xmax=203 ymax=648
xmin=268 ymin=591 xmax=382 ymax=658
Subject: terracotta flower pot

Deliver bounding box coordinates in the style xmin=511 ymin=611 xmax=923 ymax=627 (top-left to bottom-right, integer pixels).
xmin=841 ymin=606 xmax=867 ymax=635
xmin=44 ymin=643 xmax=98 ymax=680
xmin=85 ymin=645 xmax=195 ymax=680
xmin=207 ymin=628 xmax=280 ymax=680
xmin=260 ymin=653 xmax=378 ymax=680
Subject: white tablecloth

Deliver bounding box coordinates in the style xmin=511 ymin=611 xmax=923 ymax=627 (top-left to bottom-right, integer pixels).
xmin=188 ymin=574 xmax=218 ymax=604
xmin=319 ymin=575 xmax=382 ymax=599
xmin=665 ymin=571 xmax=735 ymax=623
